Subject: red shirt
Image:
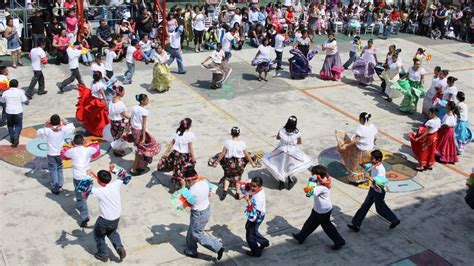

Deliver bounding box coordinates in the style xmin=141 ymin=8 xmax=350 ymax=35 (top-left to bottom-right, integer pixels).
xmin=390 ymin=11 xmax=400 ymax=22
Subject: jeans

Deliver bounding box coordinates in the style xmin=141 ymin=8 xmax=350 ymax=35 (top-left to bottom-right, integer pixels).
xmin=250 ymin=38 xmax=260 ymax=48
xmin=343 ymin=51 xmax=357 ymax=69
xmin=82 ymin=52 xmax=93 ymax=63
xmin=224 ymin=51 xmax=232 ymax=62
xmin=48 ymin=155 xmax=64 ymax=192
xmin=32 ymin=33 xmax=45 ymax=48
xmin=94 ymin=216 xmax=123 ymax=256
xmin=383 ymin=24 xmax=393 ymax=38
xmin=6 ymin=113 xmax=22 ymax=142
xmin=294 ymin=209 xmax=345 ymax=246
xmin=28 ymin=70 xmax=45 ymax=97
xmin=246 ymin=217 xmax=269 ymax=256
xmin=142 ymin=49 xmax=156 ymax=62
xmin=106 ymin=70 xmax=114 ymax=80
xmin=60 ymin=68 xmax=84 ymax=89
xmin=185 ymin=207 xmax=223 ymax=256
xmin=73 ymin=178 xmax=89 ymax=221
xmin=275 ymin=51 xmax=283 ymax=69
xmin=167 ymin=47 xmax=185 ymax=73
xmin=351 ymin=187 xmax=399 ymax=227
xmin=123 ymin=62 xmax=135 ymax=83
xmin=0 ymin=101 xmax=6 ymax=125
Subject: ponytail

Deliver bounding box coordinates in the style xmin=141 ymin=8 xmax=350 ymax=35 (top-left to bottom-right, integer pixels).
xmin=135 ymin=93 xmax=147 ymax=103
xmin=176 ymin=118 xmax=192 ymax=136
xmin=359 ymin=112 xmax=372 ymax=124
xmin=447 ymin=101 xmax=460 ymax=118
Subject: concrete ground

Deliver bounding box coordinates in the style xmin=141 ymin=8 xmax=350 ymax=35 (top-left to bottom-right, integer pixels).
xmin=0 ymin=34 xmax=473 ymax=265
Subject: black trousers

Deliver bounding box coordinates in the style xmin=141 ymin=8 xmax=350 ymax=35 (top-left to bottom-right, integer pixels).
xmin=27 ymin=70 xmax=45 ymax=97
xmin=275 ymin=51 xmax=283 ymax=69
xmin=94 ymin=216 xmax=123 ymax=256
xmin=60 ymin=68 xmax=84 ymax=89
xmin=352 ymin=187 xmax=399 ymax=227
xmin=56 ymin=51 xmax=68 ymax=64
xmin=106 ymin=70 xmax=114 ymax=79
xmin=294 ymin=209 xmax=345 ymax=246
xmin=246 ymin=219 xmax=269 ymax=256
xmin=194 ymin=30 xmax=204 ymax=45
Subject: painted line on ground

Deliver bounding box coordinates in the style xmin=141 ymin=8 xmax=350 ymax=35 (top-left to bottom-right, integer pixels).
xmin=299 ymin=89 xmax=469 ymax=177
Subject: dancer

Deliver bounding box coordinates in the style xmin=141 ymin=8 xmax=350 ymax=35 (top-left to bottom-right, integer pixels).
xmin=182 ymin=168 xmax=225 ymax=260
xmin=343 ymin=36 xmax=362 ymax=70
xmin=436 ymin=101 xmax=459 ymax=164
xmin=262 ymin=116 xmax=313 ymax=190
xmin=108 ymin=86 xmax=130 ymax=156
xmin=1 ymin=79 xmax=27 ymax=148
xmin=443 ymin=76 xmax=458 ymax=103
xmin=151 ymin=45 xmax=173 ymax=92
xmin=288 ymin=48 xmax=318 ymax=80
xmin=347 ymin=150 xmax=400 ymax=232
xmin=158 ymin=118 xmax=196 ymax=188
xmin=293 ymin=29 xmax=311 ymax=57
xmin=376 ymin=45 xmax=401 ymax=92
xmin=352 ymin=39 xmax=377 ymax=86
xmin=104 ymin=43 xmax=118 ymax=79
xmin=292 ymin=165 xmax=346 ymax=250
xmin=410 ymin=108 xmax=441 ymax=171
xmin=239 ymin=176 xmax=269 ymax=257
xmin=391 ymin=58 xmax=426 ymax=114
xmin=75 ymin=72 xmax=109 ymax=137
xmin=167 ymin=25 xmax=186 ymax=74
xmin=319 ymin=33 xmax=343 ymax=81
xmin=128 ymin=94 xmax=160 ymax=175
xmin=27 ymin=39 xmax=48 ymax=99
xmin=89 ymin=169 xmax=128 ymax=262
xmin=201 ymin=45 xmax=232 ymax=89
xmin=337 ymin=112 xmax=377 ymax=184
xmin=64 ymin=134 xmax=98 ymax=227
xmin=382 ymin=52 xmax=403 ymax=102
xmin=208 ymin=127 xmax=258 ymax=201
xmin=455 ymin=92 xmax=472 ymax=154
xmin=421 ymin=66 xmax=441 ymax=116
xmin=251 ymin=39 xmax=273 ymax=82
xmin=122 ymin=39 xmax=139 ymax=85
xmin=37 ymin=114 xmax=75 ymax=194
xmin=57 ymin=41 xmax=84 ymax=93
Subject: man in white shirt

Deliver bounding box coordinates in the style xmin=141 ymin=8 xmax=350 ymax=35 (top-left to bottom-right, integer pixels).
xmin=274 ymin=29 xmax=286 ymax=70
xmin=37 ymin=114 xmax=75 ymax=194
xmin=183 ymin=168 xmax=225 ymax=260
xmin=104 ymin=43 xmax=118 ymax=79
xmin=292 ymin=165 xmax=346 ymax=250
xmin=0 ymin=79 xmax=28 ymax=147
xmin=221 ymin=26 xmax=236 ymax=61
xmin=27 ymin=39 xmax=48 ymax=99
xmin=57 ymin=41 xmax=84 ymax=93
xmin=123 ymin=39 xmax=139 ymax=84
xmin=90 ymin=169 xmax=127 ymax=262
xmin=167 ymin=25 xmax=186 ymax=74
xmin=64 ymin=134 xmax=98 ymax=227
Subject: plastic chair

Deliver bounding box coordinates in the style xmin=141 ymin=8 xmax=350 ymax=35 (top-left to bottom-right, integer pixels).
xmin=364 ymin=23 xmax=375 ymax=35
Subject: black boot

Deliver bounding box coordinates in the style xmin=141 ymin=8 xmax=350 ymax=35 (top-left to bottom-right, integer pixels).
xmin=220 ymin=190 xmax=227 ymax=201
xmin=278 ymin=181 xmax=285 ymax=190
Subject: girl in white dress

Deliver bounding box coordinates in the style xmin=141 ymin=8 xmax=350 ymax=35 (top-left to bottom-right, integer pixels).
xmin=422 ymin=66 xmax=441 ymax=115
xmin=262 ymin=116 xmax=313 ymax=190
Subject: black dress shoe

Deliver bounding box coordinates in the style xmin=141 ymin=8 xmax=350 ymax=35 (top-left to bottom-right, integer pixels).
xmin=331 ymin=241 xmax=345 ymax=250
xmin=217 ymin=247 xmax=225 ymax=261
xmin=116 ymin=247 xmax=127 ymax=260
xmin=94 ymin=253 xmax=109 ymax=262
xmin=278 ymin=181 xmax=285 ymax=190
xmin=80 ymin=218 xmax=90 ymax=228
xmin=259 ymin=242 xmax=269 ymax=249
xmin=389 ymin=220 xmax=400 ymax=229
xmin=292 ymin=233 xmax=303 ymax=244
xmin=38 ymin=91 xmax=48 ymax=95
xmin=219 ymin=190 xmax=227 ymax=201
xmin=246 ymin=251 xmax=261 ymax=257
xmin=347 ymin=223 xmax=360 ymax=232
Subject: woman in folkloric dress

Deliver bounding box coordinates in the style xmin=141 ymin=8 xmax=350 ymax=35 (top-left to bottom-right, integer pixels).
xmin=150 ymin=45 xmax=173 ymax=93
xmin=262 ymin=116 xmax=313 ymax=190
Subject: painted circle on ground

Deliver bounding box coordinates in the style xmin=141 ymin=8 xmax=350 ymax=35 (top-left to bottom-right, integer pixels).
xmin=318 ymin=147 xmax=424 ymax=192
xmin=0 ymin=125 xmax=110 ymax=169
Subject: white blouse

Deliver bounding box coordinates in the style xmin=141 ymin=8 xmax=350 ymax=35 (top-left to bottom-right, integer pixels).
xmin=172 ymin=131 xmax=196 ymax=153
xmin=408 ymin=67 xmax=426 ymax=82
xmin=153 ymin=52 xmax=169 ymax=64
xmin=425 ymin=117 xmax=441 ymax=133
xmin=354 ymin=124 xmax=378 ymax=151
xmin=224 ymin=139 xmax=247 ymax=158
xmin=442 ymin=114 xmax=457 ymax=127
xmin=108 ymin=101 xmax=127 ymax=121
xmin=458 ymin=102 xmax=468 ymax=121
xmin=323 ymin=40 xmax=337 ymax=55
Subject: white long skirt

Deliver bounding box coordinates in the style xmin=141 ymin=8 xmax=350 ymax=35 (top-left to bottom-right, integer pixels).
xmin=262 ymin=146 xmax=313 ymax=182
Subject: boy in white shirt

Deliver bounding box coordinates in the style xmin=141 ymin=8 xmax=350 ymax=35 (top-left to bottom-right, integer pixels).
xmin=274 ymin=29 xmax=286 ymax=70
xmin=348 ymin=150 xmax=400 ymax=232
xmin=27 ymin=39 xmax=48 ymax=99
xmin=104 ymin=43 xmax=118 ymax=79
xmin=64 ymin=134 xmax=98 ymax=227
xmin=123 ymin=39 xmax=139 ymax=84
xmin=37 ymin=114 xmax=75 ymax=194
xmin=89 ymin=168 xmax=127 ymax=262
xmin=183 ymin=168 xmax=225 ymax=260
xmin=0 ymin=65 xmax=10 ymax=127
xmin=57 ymin=41 xmax=84 ymax=93
xmin=1 ymin=79 xmax=28 ymax=148
xmin=293 ymin=165 xmax=346 ymax=250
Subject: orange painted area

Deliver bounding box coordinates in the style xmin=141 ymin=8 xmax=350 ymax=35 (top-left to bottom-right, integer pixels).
xmin=21 ymin=127 xmax=37 ymax=139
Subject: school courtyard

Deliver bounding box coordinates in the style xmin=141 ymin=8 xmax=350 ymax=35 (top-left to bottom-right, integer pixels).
xmin=0 ymin=34 xmax=473 ymax=265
